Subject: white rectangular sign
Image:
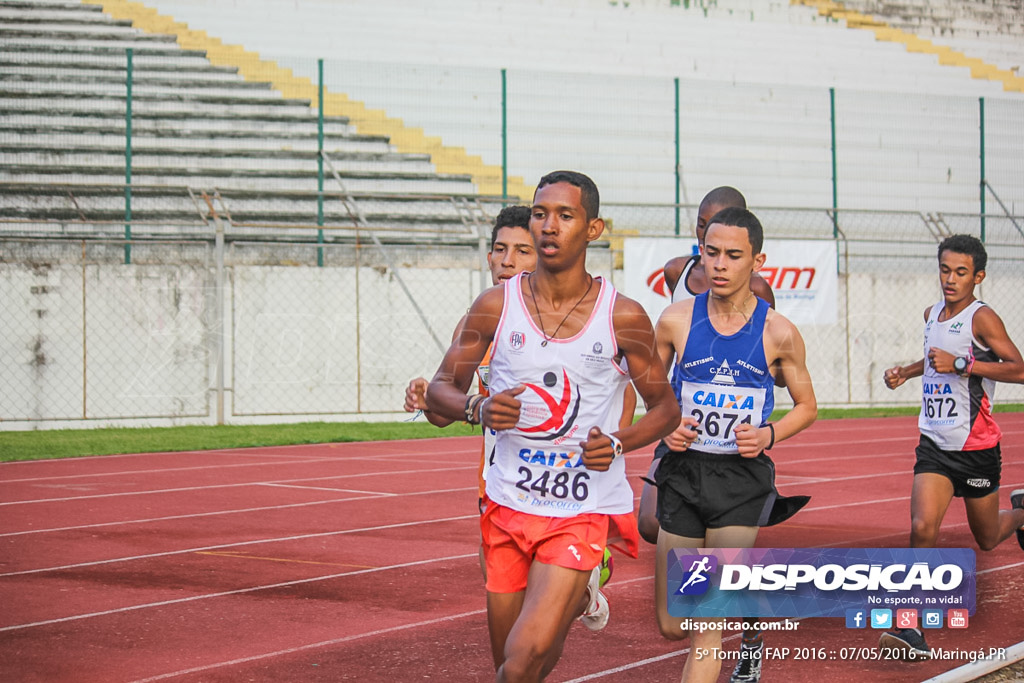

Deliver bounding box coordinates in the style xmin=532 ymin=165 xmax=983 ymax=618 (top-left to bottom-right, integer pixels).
xmin=623 ymin=238 xmax=837 ymax=326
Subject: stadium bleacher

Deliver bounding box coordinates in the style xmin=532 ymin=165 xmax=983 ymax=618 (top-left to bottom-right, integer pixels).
xmin=94 ymin=0 xmax=1024 ymax=215
xmin=2 ymin=0 xmax=1022 ymax=228
xmin=0 ymin=0 xmax=501 ymax=243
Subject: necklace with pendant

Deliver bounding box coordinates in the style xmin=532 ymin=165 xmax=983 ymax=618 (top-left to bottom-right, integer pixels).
xmin=711 ymin=291 xmax=754 ymax=323
xmin=528 ymin=273 xmax=594 ymax=347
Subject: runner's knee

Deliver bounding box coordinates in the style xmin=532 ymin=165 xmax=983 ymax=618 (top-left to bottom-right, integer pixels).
xmin=973 ymin=532 xmax=1000 ymax=552
xmin=638 ymin=512 xmax=660 ymax=545
xmin=500 ymin=641 xmax=549 ymax=682
xmin=910 ymin=516 xmax=940 ymax=545
xmin=656 ymin=614 xmax=688 ymax=641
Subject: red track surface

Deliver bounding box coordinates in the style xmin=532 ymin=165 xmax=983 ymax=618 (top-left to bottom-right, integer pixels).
xmin=2 ymin=415 xmax=1023 ymax=682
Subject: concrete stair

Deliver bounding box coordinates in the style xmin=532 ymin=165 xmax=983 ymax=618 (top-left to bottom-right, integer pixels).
xmin=0 ymin=0 xmax=496 ymax=245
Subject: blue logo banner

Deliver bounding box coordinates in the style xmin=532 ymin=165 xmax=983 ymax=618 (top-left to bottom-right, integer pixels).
xmin=667 ymin=548 xmax=975 ymax=618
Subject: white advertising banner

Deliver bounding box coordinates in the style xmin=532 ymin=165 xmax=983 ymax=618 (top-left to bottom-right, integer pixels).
xmin=623 ymin=238 xmax=838 ymax=326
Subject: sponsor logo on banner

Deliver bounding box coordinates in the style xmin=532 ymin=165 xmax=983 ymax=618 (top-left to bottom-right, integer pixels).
xmin=760 ymin=266 xmax=816 ymax=290
xmin=623 ymin=238 xmax=837 ymax=325
xmin=646 ymin=269 xmax=671 ymax=298
xmin=666 ymin=548 xmax=975 ymax=618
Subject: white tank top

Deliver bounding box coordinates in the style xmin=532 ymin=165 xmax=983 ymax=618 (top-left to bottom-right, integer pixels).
xmin=919 ymin=300 xmax=1001 ymax=451
xmin=670 ymin=256 xmax=700 ymax=303
xmin=486 ymin=272 xmax=631 ymax=516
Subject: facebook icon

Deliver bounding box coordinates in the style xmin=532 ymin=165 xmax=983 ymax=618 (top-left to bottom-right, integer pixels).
xmin=845 ymin=609 xmax=867 ymax=629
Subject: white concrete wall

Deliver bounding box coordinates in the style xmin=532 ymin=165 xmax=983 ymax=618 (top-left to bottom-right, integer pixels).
xmin=3 ymin=246 xmax=1022 ymax=429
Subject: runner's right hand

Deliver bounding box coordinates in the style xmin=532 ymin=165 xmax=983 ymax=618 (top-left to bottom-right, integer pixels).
xmin=482 ymin=385 xmax=525 ymax=430
xmin=663 ymin=416 xmax=699 ymax=452
xmin=404 ymin=377 xmax=429 ymax=412
xmin=883 ymin=366 xmax=905 ymax=390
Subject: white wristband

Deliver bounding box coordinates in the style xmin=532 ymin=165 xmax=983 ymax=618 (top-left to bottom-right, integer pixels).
xmin=608 ymin=433 xmax=624 ymax=459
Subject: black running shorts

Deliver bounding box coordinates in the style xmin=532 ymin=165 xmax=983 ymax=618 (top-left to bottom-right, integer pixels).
xmin=914 ymin=434 xmax=1001 ymax=498
xmin=654 ymin=448 xmax=807 ymax=538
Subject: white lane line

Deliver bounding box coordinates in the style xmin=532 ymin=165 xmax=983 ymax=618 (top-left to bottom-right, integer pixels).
xmin=978 ymin=560 xmax=1024 ymax=575
xmin=126 ymin=607 xmax=488 ymax=682
xmin=0 ymin=458 xmax=339 ymax=484
xmin=561 ymin=634 xmax=744 ymax=682
xmin=0 ymin=445 xmax=481 ymax=484
xmin=792 ymin=476 xmax=1020 ymax=514
xmin=0 ymin=436 xmax=482 ymax=467
xmin=125 ymin=573 xmax=653 ymax=682
xmin=0 ymin=464 xmax=476 ymax=507
xmin=0 ymin=514 xmax=479 ymax=578
xmin=0 ymin=449 xmax=480 ymax=485
xmin=0 ymin=552 xmax=478 ymax=633
xmin=782 ymin=473 xmax=1021 ymax=491
xmin=784 ymin=450 xmax=911 ymax=465
xmin=0 ymin=486 xmax=477 ymax=538
xmin=817 ymin=519 xmax=1024 ymax=550
xmin=802 ymin=495 xmax=910 ymax=512
xmin=769 ymin=427 xmax=1024 ymax=450
xmin=773 ymin=472 xmax=903 ymax=485
xmin=257 ymin=483 xmax=397 ymax=495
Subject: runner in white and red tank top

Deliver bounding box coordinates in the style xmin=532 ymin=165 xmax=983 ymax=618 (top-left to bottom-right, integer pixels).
xmin=881 ymin=234 xmax=1024 ymax=660
xmin=425 ymin=172 xmax=679 ymax=681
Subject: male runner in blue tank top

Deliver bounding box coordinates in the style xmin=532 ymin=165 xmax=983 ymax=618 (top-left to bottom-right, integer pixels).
xmin=640 ymin=187 xmax=774 ymax=546
xmin=652 ymin=207 xmax=818 ymax=683
xmin=642 ymin=189 xmax=785 ymax=683
xmin=880 ymin=234 xmax=1024 ymax=659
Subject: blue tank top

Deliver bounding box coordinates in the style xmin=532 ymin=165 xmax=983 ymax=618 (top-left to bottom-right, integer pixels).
xmin=671 ymin=292 xmax=775 ymax=454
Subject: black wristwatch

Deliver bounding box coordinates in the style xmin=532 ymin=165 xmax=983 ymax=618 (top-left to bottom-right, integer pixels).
xmin=953 ymin=356 xmax=969 ymax=376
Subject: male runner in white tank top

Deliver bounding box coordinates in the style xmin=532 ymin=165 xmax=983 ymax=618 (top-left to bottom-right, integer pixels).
xmin=881 ymin=234 xmax=1024 ymax=659
xmin=426 ymin=171 xmax=679 ymax=682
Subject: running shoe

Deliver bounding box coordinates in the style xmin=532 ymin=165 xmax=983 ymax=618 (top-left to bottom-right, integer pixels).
xmin=729 ymin=639 xmax=764 ymax=683
xmin=598 ymin=547 xmax=614 ymax=588
xmin=879 ymin=628 xmax=931 ymax=660
xmin=1011 ymin=489 xmax=1024 ymax=552
xmin=579 ymin=565 xmax=610 ymax=632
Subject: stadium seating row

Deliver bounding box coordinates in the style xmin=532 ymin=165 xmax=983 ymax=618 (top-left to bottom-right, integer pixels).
xmin=1 ymin=0 xmax=1022 ymax=238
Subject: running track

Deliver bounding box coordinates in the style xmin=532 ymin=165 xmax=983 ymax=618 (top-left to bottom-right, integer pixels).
xmin=1 ymin=415 xmax=1022 ymax=682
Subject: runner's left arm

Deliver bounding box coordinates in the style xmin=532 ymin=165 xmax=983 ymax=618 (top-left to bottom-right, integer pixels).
xmin=653 ymin=301 xmax=699 ymax=452
xmin=928 ymin=306 xmax=1024 ymax=383
xmin=735 ymin=312 xmax=817 ymax=457
xmin=580 ymin=296 xmax=680 ymax=471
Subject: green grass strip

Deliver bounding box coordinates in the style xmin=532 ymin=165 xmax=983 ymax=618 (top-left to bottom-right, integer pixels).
xmin=0 ymin=420 xmax=477 ymax=462
xmin=0 ymin=405 xmax=1020 ymax=463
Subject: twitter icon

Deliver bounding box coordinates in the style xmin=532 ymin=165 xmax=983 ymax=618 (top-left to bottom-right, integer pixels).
xmin=871 ymin=609 xmax=893 ymax=629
